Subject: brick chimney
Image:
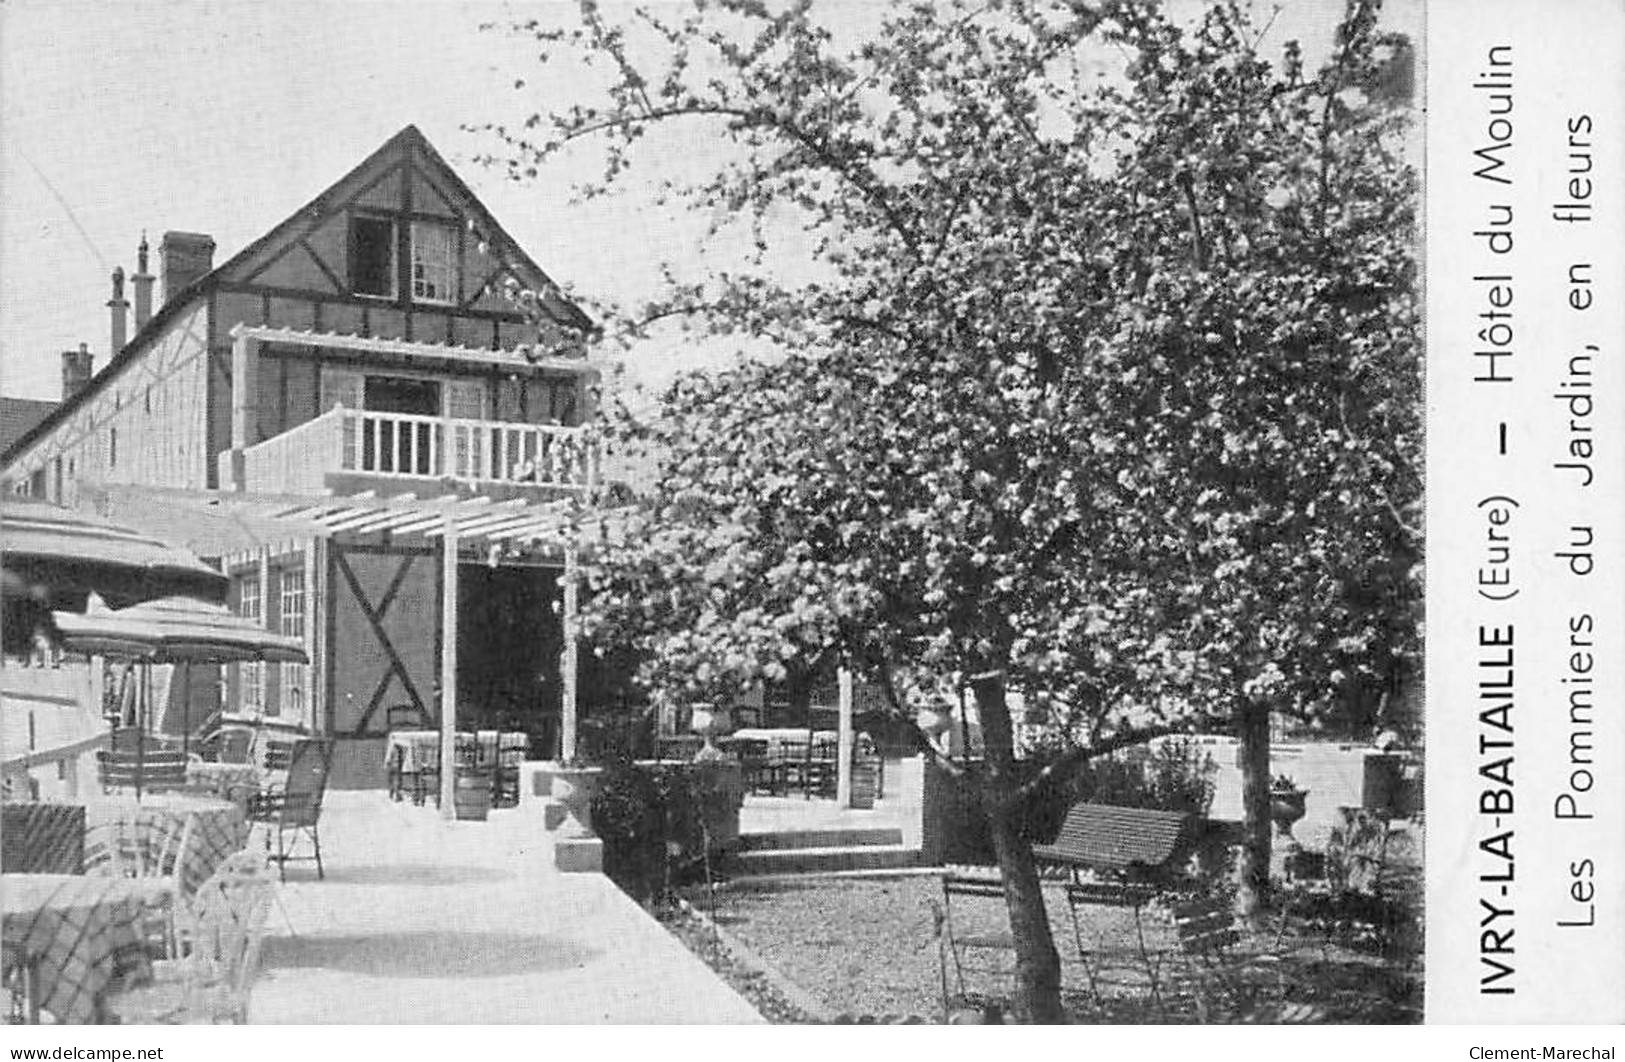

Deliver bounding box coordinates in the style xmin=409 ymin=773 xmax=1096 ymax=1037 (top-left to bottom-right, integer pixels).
xmin=62 ymin=344 xmax=94 ymax=401
xmin=159 ymin=231 xmax=215 ymax=305
xmin=106 ymin=267 xmax=129 ymax=353
xmin=131 ymin=233 xmax=155 ymax=330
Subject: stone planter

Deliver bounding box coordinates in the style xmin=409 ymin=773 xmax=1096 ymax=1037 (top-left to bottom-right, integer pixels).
xmin=1270 ymin=786 xmax=1308 ymax=843
xmin=551 ymin=765 xmax=606 ymax=840
xmin=1269 ymin=784 xmax=1309 ymax=880
xmin=690 ymin=704 xmax=732 ymax=762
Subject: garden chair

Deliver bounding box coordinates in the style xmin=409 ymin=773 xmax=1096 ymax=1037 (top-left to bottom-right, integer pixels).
xmin=734 ymin=738 xmax=772 ymax=794
xmin=808 ymin=736 xmax=839 ymax=799
xmin=936 ymin=871 xmax=1015 ymax=1017
xmin=258 ymin=737 xmax=295 ymax=775
xmin=97 ymin=747 xmax=190 ymax=795
xmin=247 ymin=739 xmax=332 ymax=881
xmin=413 ymin=741 xmax=443 ymax=807
xmin=215 ymin=728 xmax=254 ymax=765
xmin=83 ymin=810 xmax=196 ymax=957
xmin=1062 ymin=877 xmax=1163 ymax=1006
xmin=495 ymin=732 xmax=526 ymax=808
xmin=1163 ymin=894 xmax=1321 ymax=1023
xmin=103 ymin=849 xmax=278 ymax=1024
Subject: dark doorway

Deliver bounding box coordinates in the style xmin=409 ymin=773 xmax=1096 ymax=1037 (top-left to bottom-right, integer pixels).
xmin=457 ymin=564 xmax=562 ymax=756
xmin=363 ymin=376 xmax=440 ymax=474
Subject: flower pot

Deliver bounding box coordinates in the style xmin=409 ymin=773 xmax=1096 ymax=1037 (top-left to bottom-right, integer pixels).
xmin=1269 ymin=787 xmax=1308 ymax=842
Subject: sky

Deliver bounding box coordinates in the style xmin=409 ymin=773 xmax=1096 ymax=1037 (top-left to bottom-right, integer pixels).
xmin=0 ymin=0 xmax=1416 ymax=405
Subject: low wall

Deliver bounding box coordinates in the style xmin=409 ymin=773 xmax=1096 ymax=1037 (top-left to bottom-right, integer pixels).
xmin=1202 ymin=738 xmax=1414 ymax=848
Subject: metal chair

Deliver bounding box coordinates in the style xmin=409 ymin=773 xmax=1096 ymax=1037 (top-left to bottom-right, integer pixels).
xmin=1061 ymin=877 xmax=1162 ymax=1005
xmin=495 ymin=733 xmax=526 ymax=808
xmin=103 ymin=849 xmax=278 ymax=1024
xmin=413 ymin=741 xmax=442 ymax=807
xmin=215 ymin=728 xmax=254 ymax=765
xmin=97 ymin=748 xmax=190 ymax=795
xmin=247 ymin=739 xmax=332 ymax=882
xmin=936 ymin=871 xmax=1015 ymax=1016
xmin=1163 ymin=893 xmax=1318 ymax=1023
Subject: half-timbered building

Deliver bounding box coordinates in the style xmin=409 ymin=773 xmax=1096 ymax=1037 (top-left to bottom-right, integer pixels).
xmin=2 ymin=126 xmax=606 ymax=787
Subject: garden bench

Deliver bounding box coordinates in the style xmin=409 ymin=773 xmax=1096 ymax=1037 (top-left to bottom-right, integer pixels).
xmin=1033 ymin=804 xmax=1199 ymax=1005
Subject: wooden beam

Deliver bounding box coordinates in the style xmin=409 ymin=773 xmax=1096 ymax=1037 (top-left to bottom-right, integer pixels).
xmin=560 ymin=544 xmax=579 ymax=763
xmin=837 ymin=668 xmax=854 ymax=808
xmin=440 ymin=510 xmax=459 ymax=818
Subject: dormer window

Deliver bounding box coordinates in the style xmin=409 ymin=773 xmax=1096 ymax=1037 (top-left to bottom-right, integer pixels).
xmin=350 ymin=215 xmax=396 ymax=298
xmin=410 ymin=221 xmax=454 ymax=303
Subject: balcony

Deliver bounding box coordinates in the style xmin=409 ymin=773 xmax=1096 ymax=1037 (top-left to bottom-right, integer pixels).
xmin=229 ymin=406 xmax=596 ymax=496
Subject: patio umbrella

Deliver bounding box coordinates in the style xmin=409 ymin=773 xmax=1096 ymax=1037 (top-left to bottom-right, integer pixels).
xmin=54 ymin=595 xmax=309 ymax=763
xmin=53 ymin=595 xmax=307 ymax=665
xmin=3 ymin=498 xmax=227 ymax=655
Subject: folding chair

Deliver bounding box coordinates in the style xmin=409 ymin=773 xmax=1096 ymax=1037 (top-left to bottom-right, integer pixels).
xmin=1165 ymin=894 xmax=1317 ymax=1023
xmin=937 ymin=872 xmax=1015 ymax=1016
xmin=1062 ymin=878 xmax=1162 ymax=1005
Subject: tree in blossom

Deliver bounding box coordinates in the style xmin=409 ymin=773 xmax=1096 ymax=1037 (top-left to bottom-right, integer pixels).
xmin=488 ymin=0 xmax=1419 ymax=1021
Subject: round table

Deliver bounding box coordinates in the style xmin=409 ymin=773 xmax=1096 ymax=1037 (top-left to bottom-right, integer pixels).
xmin=83 ymin=794 xmax=249 ymax=896
xmin=2 ymin=874 xmax=157 ymax=1024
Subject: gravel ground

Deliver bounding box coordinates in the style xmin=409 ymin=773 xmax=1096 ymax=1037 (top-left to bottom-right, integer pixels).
xmin=676 ymin=872 xmax=1423 ymax=1024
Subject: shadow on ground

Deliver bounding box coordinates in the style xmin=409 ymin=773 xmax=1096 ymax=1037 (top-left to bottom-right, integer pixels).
xmin=262 ymin=930 xmax=598 ymax=978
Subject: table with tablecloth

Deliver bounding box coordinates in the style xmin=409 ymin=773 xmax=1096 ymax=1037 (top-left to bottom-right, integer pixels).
xmin=82 ymin=794 xmax=249 ymax=896
xmin=2 ymin=874 xmax=157 ymax=1024
xmin=385 ymin=730 xmax=529 ymax=803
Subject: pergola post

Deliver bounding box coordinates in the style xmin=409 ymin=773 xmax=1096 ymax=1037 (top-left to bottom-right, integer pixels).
xmin=439 ymin=512 xmax=459 ymax=817
xmin=228 ymin=332 xmax=259 ymax=491
xmin=836 ymin=667 xmax=854 ymax=807
xmin=559 ymin=544 xmax=579 ymax=763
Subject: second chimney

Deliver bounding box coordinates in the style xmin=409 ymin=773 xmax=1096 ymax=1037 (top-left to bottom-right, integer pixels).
xmin=160 ymin=231 xmax=215 ymax=305
xmin=132 ymin=234 xmax=155 ymax=329
xmin=62 ymin=344 xmax=94 ymax=401
xmin=107 ymin=266 xmax=129 ymax=353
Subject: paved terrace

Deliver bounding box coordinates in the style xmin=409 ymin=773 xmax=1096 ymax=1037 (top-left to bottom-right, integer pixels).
xmin=249 ymin=791 xmax=764 ymax=1024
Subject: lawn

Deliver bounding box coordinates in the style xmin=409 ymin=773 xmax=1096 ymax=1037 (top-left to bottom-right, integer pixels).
xmin=678 ymin=870 xmax=1423 ymax=1024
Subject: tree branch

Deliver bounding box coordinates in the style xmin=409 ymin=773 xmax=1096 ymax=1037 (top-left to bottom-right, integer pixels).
xmin=1014 ymin=709 xmax=1232 ymax=804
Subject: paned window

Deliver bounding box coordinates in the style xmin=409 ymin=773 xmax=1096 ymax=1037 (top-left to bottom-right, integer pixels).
xmin=411 ymin=222 xmax=455 ymax=303
xmin=277 ymin=569 xmax=306 ymax=720
xmin=238 ymin=574 xmax=263 ymax=712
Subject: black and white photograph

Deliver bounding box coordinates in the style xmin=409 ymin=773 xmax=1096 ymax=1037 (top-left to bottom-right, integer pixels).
xmin=0 ymin=0 xmax=1595 ymax=1037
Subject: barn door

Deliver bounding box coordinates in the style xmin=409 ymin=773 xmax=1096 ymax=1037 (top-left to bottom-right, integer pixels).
xmin=325 ymin=541 xmax=438 ymax=788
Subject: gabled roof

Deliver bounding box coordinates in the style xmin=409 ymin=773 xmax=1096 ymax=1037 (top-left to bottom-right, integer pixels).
xmin=3 ymin=125 xmax=594 ymax=466
xmin=0 ymin=397 xmax=57 ymax=455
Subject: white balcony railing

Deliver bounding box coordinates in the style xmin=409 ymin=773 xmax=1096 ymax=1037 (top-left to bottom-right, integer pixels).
xmin=235 ymin=407 xmax=595 ymax=494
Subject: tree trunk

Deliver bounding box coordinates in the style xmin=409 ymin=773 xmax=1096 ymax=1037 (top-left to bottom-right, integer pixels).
xmin=970 ymin=672 xmax=1065 ymax=1023
xmin=1235 ymin=697 xmax=1273 ymax=916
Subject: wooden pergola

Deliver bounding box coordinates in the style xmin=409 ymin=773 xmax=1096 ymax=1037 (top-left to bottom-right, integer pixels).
xmin=96 ymin=482 xmax=864 ymax=815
